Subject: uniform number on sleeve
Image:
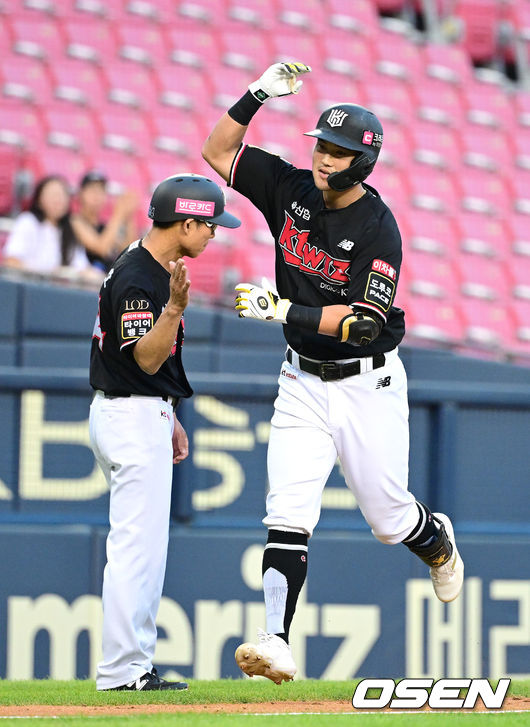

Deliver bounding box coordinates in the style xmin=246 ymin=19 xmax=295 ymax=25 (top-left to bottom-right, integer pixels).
xmin=364 ymin=272 xmax=395 ymax=312
xmin=121 ymin=311 xmax=154 ymax=339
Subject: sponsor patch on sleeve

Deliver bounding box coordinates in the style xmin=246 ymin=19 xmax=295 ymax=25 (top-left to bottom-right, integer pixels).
xmin=364 ymin=272 xmax=395 ymax=312
xmin=372 ymin=259 xmax=396 ymax=280
xmin=121 ymin=311 xmax=154 ymax=340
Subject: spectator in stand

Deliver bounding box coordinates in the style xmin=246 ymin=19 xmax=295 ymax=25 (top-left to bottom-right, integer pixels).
xmin=71 ymin=171 xmax=139 ymax=272
xmin=2 ymin=175 xmax=92 ymax=274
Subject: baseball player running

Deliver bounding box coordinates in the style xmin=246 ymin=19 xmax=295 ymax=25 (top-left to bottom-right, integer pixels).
xmin=89 ymin=174 xmax=240 ymax=690
xmin=202 ymin=63 xmax=464 ymax=684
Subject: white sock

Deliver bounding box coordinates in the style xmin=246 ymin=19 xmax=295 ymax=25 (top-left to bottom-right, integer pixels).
xmin=263 ymin=567 xmax=287 ymax=634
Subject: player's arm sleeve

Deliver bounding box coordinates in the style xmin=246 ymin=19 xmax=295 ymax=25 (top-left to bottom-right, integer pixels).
xmin=346 ymin=211 xmax=402 ymax=327
xmin=114 ymin=289 xmax=157 ymax=352
xmin=229 ymin=143 xmax=294 ymax=224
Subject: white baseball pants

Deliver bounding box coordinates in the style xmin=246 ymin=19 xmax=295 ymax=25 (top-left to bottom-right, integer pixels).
xmin=89 ymin=392 xmax=175 ymax=690
xmin=263 ymin=348 xmax=418 ymax=542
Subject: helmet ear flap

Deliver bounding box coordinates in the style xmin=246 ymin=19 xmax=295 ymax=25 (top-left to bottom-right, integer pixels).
xmin=327 ymin=154 xmax=374 ymax=191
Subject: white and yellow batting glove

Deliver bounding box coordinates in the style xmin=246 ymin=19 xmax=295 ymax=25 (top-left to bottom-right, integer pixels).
xmin=235 ymin=280 xmax=292 ymax=323
xmin=248 ymin=61 xmax=312 ymax=103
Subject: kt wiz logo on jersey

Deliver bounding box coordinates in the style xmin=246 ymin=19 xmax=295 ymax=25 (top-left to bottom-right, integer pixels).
xmin=279 ymin=213 xmax=350 ymax=285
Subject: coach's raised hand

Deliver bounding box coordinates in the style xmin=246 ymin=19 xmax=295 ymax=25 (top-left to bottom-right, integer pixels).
xmin=248 ymin=62 xmax=312 ymax=102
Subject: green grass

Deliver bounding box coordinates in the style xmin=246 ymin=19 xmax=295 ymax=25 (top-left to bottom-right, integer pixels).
xmin=0 ymin=679 xmax=527 ymax=727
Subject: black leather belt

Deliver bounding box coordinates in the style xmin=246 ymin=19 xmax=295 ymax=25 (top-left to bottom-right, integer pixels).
xmin=286 ymin=349 xmax=386 ymax=382
xmin=102 ymin=392 xmax=178 ymax=408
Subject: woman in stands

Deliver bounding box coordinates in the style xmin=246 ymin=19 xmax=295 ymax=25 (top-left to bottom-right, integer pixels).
xmin=2 ymin=175 xmax=93 ymax=275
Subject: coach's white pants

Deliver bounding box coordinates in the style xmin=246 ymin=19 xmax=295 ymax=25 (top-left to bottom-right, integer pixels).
xmin=264 ymin=349 xmax=418 ymax=542
xmin=89 ymin=392 xmax=175 ymax=690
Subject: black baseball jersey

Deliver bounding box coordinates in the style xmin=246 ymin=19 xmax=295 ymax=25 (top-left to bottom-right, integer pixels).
xmin=89 ymin=239 xmax=193 ymax=400
xmin=230 ymin=144 xmax=405 ymax=360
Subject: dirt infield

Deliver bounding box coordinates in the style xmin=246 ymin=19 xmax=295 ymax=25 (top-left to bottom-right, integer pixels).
xmin=0 ymin=696 xmax=529 ymax=716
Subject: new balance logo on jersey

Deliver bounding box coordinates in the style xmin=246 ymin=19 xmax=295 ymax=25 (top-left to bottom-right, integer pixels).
xmin=376 ymin=376 xmax=391 ymax=389
xmin=337 ymin=239 xmax=355 ymax=251
xmin=327 ymin=108 xmax=348 ymax=128
xmin=279 ymin=213 xmax=350 ymax=285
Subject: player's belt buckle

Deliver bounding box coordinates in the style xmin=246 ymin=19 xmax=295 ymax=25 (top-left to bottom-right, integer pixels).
xmin=318 ymin=362 xmax=342 ymax=381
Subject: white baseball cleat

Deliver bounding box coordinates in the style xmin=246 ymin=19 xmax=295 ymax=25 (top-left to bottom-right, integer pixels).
xmin=235 ymin=628 xmax=297 ymax=685
xmin=430 ymin=513 xmax=464 ymax=602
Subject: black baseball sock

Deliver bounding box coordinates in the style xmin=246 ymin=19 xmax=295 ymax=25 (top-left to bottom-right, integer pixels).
xmin=403 ymin=502 xmax=453 ymax=567
xmin=262 ymin=529 xmax=308 ymax=643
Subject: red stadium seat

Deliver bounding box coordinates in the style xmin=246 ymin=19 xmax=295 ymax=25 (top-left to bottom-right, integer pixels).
xmin=404 ymin=208 xmax=459 ymax=257
xmin=42 ymin=104 xmax=102 ymax=156
xmin=166 ymin=23 xmax=221 ymax=68
xmin=455 ymin=211 xmax=509 ymax=258
xmin=456 ymin=252 xmax=511 ymax=301
xmin=509 ymin=213 xmax=530 ymax=257
xmin=403 ymin=249 xmax=459 ymax=299
xmin=464 ymin=79 xmax=516 ymax=130
xmin=184 ymin=241 xmax=231 ymax=299
xmin=1 ymin=54 xmax=54 ymax=105
xmin=410 ymin=120 xmax=462 ymax=172
xmin=49 ymin=57 xmax=108 ymax=107
xmin=8 ymin=15 xmax=65 ymax=60
xmin=373 ymin=30 xmax=424 ymax=83
xmin=62 ymin=17 xmax=119 ymax=64
xmin=413 ymin=79 xmax=467 ymax=127
xmin=423 ymin=43 xmax=474 ymax=85
xmin=115 ymin=22 xmax=169 ymax=67
xmin=98 ymin=107 xmax=153 ymax=156
xmin=405 ymin=297 xmax=465 ymax=347
xmin=103 ymin=60 xmax=159 ymax=110
xmin=360 ymin=75 xmax=415 ymax=125
xmin=218 ymin=28 xmax=272 ymax=72
xmin=0 ymin=146 xmax=20 ymax=215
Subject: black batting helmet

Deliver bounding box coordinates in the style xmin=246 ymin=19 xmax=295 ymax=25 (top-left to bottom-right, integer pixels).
xmin=304 ymin=104 xmax=383 ymax=190
xmin=148 ymin=174 xmax=241 ymax=228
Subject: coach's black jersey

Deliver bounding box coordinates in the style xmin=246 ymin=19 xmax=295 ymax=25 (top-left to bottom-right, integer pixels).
xmin=230 ymin=144 xmax=405 ymax=360
xmin=90 ymin=240 xmax=193 ymax=399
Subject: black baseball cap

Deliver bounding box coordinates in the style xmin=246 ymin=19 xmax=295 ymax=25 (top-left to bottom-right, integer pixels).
xmin=80 ymin=170 xmax=108 ymax=188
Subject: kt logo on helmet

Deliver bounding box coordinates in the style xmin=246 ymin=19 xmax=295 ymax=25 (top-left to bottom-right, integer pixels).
xmin=279 ymin=213 xmax=350 ymax=284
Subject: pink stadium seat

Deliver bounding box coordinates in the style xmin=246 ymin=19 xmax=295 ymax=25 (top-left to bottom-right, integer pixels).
xmin=509 ymin=299 xmax=530 ymax=350
xmin=177 ymin=0 xmax=228 ymax=25
xmin=360 ymin=76 xmax=415 ymax=125
xmin=151 ymin=108 xmax=208 ymax=158
xmin=410 ymin=120 xmax=462 ymax=171
xmin=404 ymin=208 xmax=459 ymax=257
xmin=311 ymin=73 xmax=365 ymax=112
xmin=276 ymin=0 xmax=327 ymax=31
xmin=42 ymin=104 xmax=102 ymax=156
xmin=49 ymin=57 xmax=107 ymax=107
xmin=455 ymin=211 xmax=509 ymax=258
xmin=505 ymin=256 xmax=530 ymax=300
xmin=0 ymin=99 xmax=47 ymax=151
xmin=166 ymin=23 xmax=221 ymax=68
xmin=423 ymin=43 xmax=474 ymax=85
xmin=98 ymin=107 xmax=153 ymax=156
xmin=405 ymin=297 xmax=465 ymax=346
xmin=207 ymin=65 xmax=255 ymax=107
xmin=511 ymin=168 xmax=530 ymax=215
xmin=125 ymin=0 xmax=179 ymax=23
xmin=373 ymin=0 xmax=408 ymax=11
xmin=157 ymin=64 xmax=211 ymax=110
xmin=0 ymin=146 xmax=19 ymax=215
xmin=35 ymin=145 xmax=91 ymax=188
xmin=226 ymin=0 xmax=278 ymax=30
xmin=322 ymin=31 xmax=376 ymax=80
xmin=459 ymin=167 xmax=512 ymax=217
xmin=514 ymin=90 xmax=530 ymax=127
xmin=459 ymin=124 xmax=513 ymax=172
xmin=143 ymin=152 xmax=192 ymax=192
xmin=373 ymin=30 xmax=424 ymax=83
xmin=376 ymin=123 xmax=411 ymax=168
xmin=85 ymin=148 xmax=147 ymax=195
xmin=458 ymin=297 xmax=512 ymax=351
xmin=8 ymin=15 xmax=65 ymax=60
xmin=464 ymin=79 xmax=516 ymax=129
xmin=1 ymin=54 xmax=54 ymax=105
xmin=103 ymin=60 xmax=159 ymax=109
xmin=509 ymin=213 xmax=530 ymax=257
xmin=184 ymin=241 xmax=230 ymax=298
xmin=218 ymin=28 xmax=272 ymax=72
xmin=268 ymin=29 xmax=318 ymax=68
xmin=407 ymin=162 xmax=460 ymax=214
xmin=413 ymin=79 xmax=466 ymax=127
xmin=253 ymin=113 xmax=309 ymax=166
xmin=512 ymin=126 xmax=530 ymax=169
xmin=62 ymin=17 xmax=119 ymax=64
xmin=453 ymin=0 xmax=500 ymax=65
xmin=115 ymin=22 xmax=169 ymax=67
xmin=403 ymin=249 xmax=459 ymax=299
xmin=369 ymin=165 xmax=410 ymax=213
xmin=456 ymin=252 xmax=511 ymax=301
xmin=326 ymin=0 xmax=381 ymax=34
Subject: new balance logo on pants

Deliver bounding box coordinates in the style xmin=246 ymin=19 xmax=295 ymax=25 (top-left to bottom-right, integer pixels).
xmin=376 ymin=376 xmax=391 ymax=389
